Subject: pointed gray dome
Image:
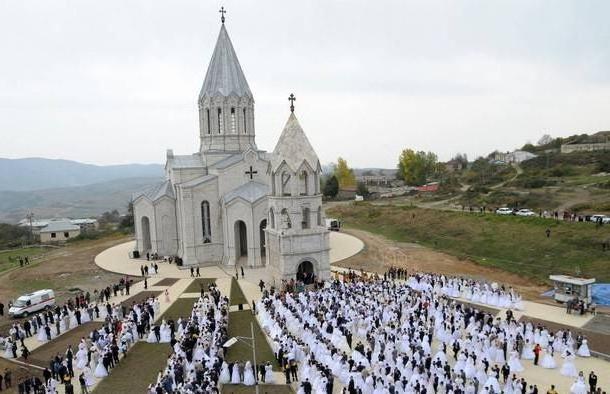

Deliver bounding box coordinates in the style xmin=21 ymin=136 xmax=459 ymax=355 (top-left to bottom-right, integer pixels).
xmin=199 ymin=24 xmax=253 ymax=100
xmin=271 ymin=113 xmax=320 ymax=172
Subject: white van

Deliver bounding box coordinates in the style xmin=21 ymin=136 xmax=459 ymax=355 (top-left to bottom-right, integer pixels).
xmin=8 ymin=289 xmax=55 ymax=317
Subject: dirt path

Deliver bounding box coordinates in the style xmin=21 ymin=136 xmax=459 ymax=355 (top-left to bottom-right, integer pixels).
xmin=332 ymin=227 xmax=547 ymax=301
xmin=556 ymin=188 xmax=591 ymax=212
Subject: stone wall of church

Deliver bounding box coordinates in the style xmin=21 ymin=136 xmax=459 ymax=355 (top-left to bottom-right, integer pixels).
xmin=153 ymin=198 xmax=178 ymax=256
xmin=222 ymin=198 xmax=268 ymax=267
xmin=265 ymin=228 xmax=330 ymax=284
xmin=178 ymin=179 xmax=224 ymax=266
xmin=133 ymin=199 xmax=157 ymax=253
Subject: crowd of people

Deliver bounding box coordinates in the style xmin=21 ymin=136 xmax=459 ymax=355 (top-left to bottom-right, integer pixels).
xmin=256 ymin=270 xmax=604 ymax=394
xmin=147 ymin=283 xmax=229 ymax=393
xmin=27 ymin=294 xmax=160 ymax=393
xmin=1 ymin=277 xmax=135 ymax=362
xmin=1 ymin=264 xmax=607 ymax=394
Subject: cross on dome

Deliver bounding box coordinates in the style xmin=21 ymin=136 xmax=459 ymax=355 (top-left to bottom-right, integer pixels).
xmin=288 ymin=93 xmax=296 ymax=113
xmin=219 ymin=6 xmax=226 ymax=24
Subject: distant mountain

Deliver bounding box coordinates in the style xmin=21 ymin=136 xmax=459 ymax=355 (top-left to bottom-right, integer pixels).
xmin=0 ymin=177 xmax=162 ymax=223
xmin=0 ymin=158 xmax=164 ymax=191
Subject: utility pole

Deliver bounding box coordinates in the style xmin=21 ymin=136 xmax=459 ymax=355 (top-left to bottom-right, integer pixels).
xmin=251 ymin=321 xmax=259 ymax=394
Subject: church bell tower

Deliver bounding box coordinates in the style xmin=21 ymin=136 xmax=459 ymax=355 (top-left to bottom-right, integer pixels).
xmin=198 ymin=11 xmax=256 ymax=154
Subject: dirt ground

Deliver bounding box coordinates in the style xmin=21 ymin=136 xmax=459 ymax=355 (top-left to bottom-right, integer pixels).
xmin=333 ymin=228 xmax=549 ymax=302
xmin=0 ymin=235 xmax=130 ymax=335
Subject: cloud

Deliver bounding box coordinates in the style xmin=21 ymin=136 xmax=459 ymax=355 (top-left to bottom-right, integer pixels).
xmin=1 ymin=0 xmax=609 ymax=167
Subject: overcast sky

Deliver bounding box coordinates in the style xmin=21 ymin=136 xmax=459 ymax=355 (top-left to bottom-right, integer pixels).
xmin=1 ymin=1 xmax=609 ymax=168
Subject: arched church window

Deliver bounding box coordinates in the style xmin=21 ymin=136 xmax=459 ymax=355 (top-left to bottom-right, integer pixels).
xmin=281 ymin=208 xmax=291 ymax=229
xmin=230 ymin=107 xmax=236 ymax=134
xmin=206 ymin=109 xmax=211 ymax=134
xmin=317 ymin=206 xmax=322 ymax=226
xmin=243 ymin=108 xmax=247 ymax=134
xmin=281 ymin=172 xmax=291 ymax=196
xmin=201 ymin=201 xmax=211 ymax=243
xmin=299 ymin=171 xmax=309 ymax=196
xmin=269 ymin=208 xmax=275 ymax=229
xmin=217 ymin=108 xmax=223 ymax=134
xmin=302 ymin=207 xmax=310 ymax=229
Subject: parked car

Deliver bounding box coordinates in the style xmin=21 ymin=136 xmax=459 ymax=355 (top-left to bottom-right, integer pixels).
xmin=516 ymin=209 xmax=536 ymax=217
xmin=590 ymin=214 xmax=607 ymax=223
xmin=325 ymin=218 xmax=341 ymax=231
xmin=495 ymin=207 xmax=513 ymax=215
xmin=8 ymin=289 xmax=55 ymax=317
xmin=603 ymin=216 xmax=610 ymax=224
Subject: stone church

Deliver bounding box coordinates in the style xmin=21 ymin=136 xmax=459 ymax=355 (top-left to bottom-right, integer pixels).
xmin=132 ymin=17 xmax=330 ymax=283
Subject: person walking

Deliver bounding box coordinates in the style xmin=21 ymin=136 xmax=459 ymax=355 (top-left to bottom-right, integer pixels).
xmin=21 ymin=344 xmax=30 ymax=361
xmin=589 ymin=371 xmax=598 ymax=393
xmin=533 ymin=343 xmax=542 ymax=366
xmin=79 ymin=372 xmax=89 ymax=394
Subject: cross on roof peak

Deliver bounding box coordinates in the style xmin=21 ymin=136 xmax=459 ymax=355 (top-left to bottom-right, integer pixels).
xmin=219 ymin=6 xmax=226 ymax=24
xmin=288 ymin=93 xmax=296 ymax=113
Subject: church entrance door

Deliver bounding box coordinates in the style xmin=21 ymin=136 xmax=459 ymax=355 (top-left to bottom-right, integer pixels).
xmin=297 ymin=260 xmax=315 ymax=285
xmin=141 ymin=216 xmax=152 ymax=252
xmin=234 ymin=220 xmax=248 ymax=259
xmin=259 ymin=219 xmax=267 ymax=259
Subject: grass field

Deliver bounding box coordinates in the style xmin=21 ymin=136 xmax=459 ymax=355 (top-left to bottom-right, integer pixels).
xmin=0 ymin=246 xmax=49 ymax=274
xmin=92 ymin=342 xmax=171 ymax=394
xmin=159 ymin=298 xmax=198 ymax=321
xmin=226 ymin=310 xmax=279 ymax=371
xmin=184 ymin=277 xmax=217 ymax=293
xmin=230 ymin=278 xmax=248 ymax=306
xmin=328 ymin=203 xmax=610 ymax=283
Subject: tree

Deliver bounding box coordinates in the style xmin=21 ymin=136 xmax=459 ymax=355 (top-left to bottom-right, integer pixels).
xmin=119 ymin=201 xmax=134 ymax=232
xmin=452 ymin=153 xmax=469 ymax=169
xmin=397 ymin=149 xmax=439 ymax=186
xmin=356 ymin=181 xmax=369 ymax=198
xmin=323 ymin=175 xmax=339 ymax=198
xmin=0 ymin=223 xmax=30 ymax=249
xmin=537 ymin=134 xmax=553 ymax=146
xmin=521 ymin=142 xmax=536 ymax=153
xmin=334 ymin=157 xmax=356 ymax=189
xmin=99 ymin=210 xmax=120 ymax=225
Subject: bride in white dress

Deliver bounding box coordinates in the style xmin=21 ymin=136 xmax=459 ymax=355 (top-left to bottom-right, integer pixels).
xmin=231 ymin=363 xmax=241 ymax=384
xmin=243 ymin=361 xmax=256 ymax=386
xmin=219 ymin=362 xmax=231 ymax=384
xmin=576 ymin=339 xmax=590 ymax=357
xmin=3 ymin=339 xmax=14 ymax=358
xmin=560 ymin=351 xmax=578 ymax=377
xmin=570 ymin=372 xmax=588 ymax=394
xmin=540 ymin=347 xmax=556 ymax=369
xmin=146 ymin=326 xmax=158 ymax=343
xmin=264 ymin=363 xmax=275 ymax=384
xmin=94 ymin=355 xmax=108 ymax=378
xmin=159 ymin=321 xmax=171 ymax=343
xmin=507 ymin=349 xmax=524 ymax=373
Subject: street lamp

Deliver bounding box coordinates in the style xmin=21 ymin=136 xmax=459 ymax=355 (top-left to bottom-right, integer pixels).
xmin=223 ymin=321 xmax=259 ymax=394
